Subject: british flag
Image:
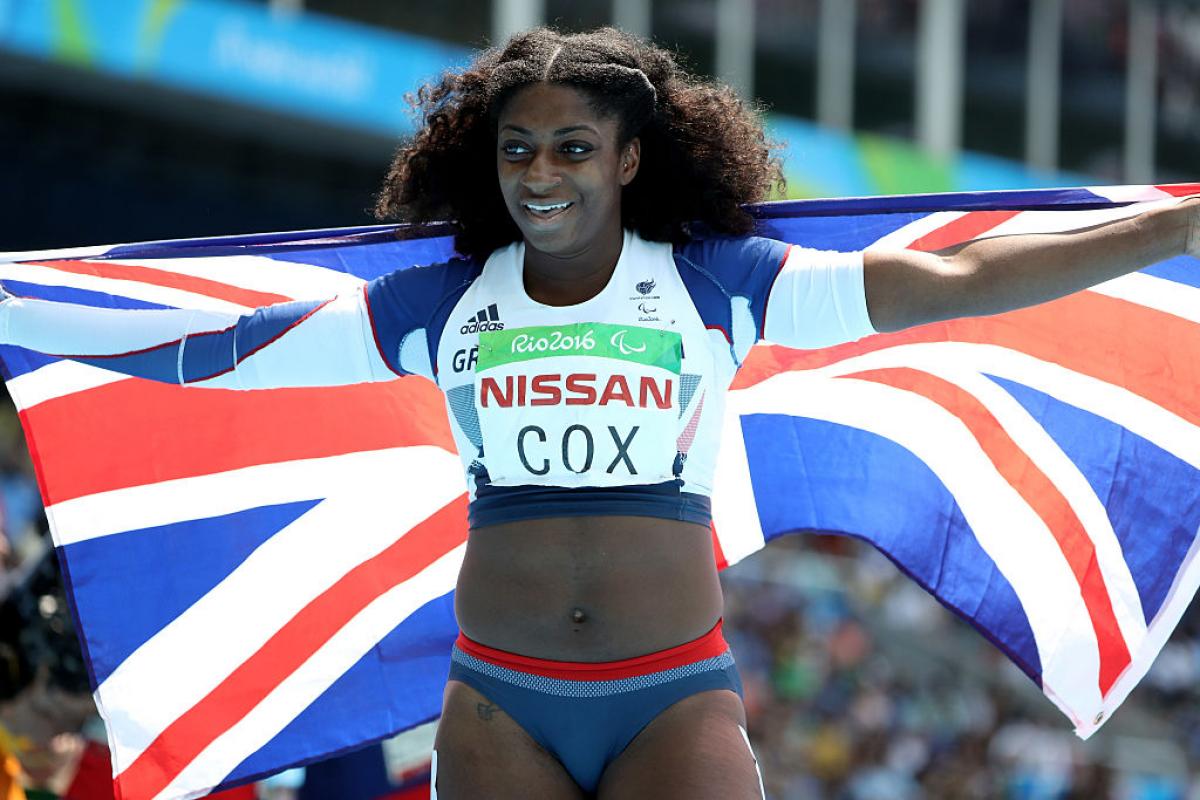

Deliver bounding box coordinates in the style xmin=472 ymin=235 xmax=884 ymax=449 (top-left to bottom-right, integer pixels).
xmin=0 ymin=184 xmax=1197 ymax=799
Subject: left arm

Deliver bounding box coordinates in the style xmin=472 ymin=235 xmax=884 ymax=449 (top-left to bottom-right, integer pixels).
xmin=864 ymin=198 xmax=1200 ymax=333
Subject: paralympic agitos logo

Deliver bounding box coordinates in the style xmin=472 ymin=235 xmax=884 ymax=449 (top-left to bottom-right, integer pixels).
xmin=610 ymin=329 xmax=646 ymax=356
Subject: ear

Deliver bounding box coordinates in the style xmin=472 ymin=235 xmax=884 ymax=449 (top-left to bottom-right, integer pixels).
xmin=619 ymin=137 xmax=641 ymax=186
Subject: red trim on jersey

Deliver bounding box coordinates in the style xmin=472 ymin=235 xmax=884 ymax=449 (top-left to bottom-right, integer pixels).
xmin=363 ymin=283 xmax=406 ymax=377
xmin=706 ymin=323 xmax=732 ymax=344
xmin=758 ymin=244 xmax=793 ymax=338
xmin=455 ymin=618 xmax=728 ymax=681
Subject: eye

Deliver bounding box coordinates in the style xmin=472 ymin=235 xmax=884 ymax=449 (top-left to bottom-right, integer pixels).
xmin=501 ymin=141 xmax=531 ymax=157
xmin=561 ymin=141 xmax=593 ymax=156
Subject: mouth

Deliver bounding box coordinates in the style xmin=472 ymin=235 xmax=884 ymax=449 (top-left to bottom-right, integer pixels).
xmin=521 ymin=200 xmax=574 ymax=224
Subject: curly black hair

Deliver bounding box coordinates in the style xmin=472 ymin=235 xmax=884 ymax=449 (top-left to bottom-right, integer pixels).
xmin=373 ymin=26 xmax=786 ymax=261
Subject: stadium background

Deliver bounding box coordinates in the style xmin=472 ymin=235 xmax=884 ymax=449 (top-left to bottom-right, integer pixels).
xmin=1 ymin=0 xmax=1199 ymax=797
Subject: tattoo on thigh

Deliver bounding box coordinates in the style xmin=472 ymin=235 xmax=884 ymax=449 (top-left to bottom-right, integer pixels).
xmin=476 ymin=702 xmax=499 ymax=721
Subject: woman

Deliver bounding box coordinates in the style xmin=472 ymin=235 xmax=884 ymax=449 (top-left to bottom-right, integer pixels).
xmin=1 ymin=26 xmax=1197 ymax=800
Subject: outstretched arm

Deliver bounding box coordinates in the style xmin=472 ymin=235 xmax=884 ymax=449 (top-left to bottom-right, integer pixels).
xmin=0 ymin=285 xmax=414 ymax=389
xmin=863 ymin=198 xmax=1200 ymax=333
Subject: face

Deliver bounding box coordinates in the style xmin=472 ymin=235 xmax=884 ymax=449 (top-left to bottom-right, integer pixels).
xmin=496 ymin=82 xmax=640 ymax=263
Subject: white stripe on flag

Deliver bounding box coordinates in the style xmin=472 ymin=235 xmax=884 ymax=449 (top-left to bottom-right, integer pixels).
xmin=800 ymin=341 xmax=1200 ymax=472
xmin=866 ymin=211 xmax=966 ymax=251
xmin=5 ymin=361 xmax=130 ymax=412
xmin=1085 ymin=185 xmax=1175 ymax=203
xmin=712 ymin=399 xmax=765 ymax=567
xmin=982 ymin=203 xmax=1155 ymax=238
xmin=1089 ymin=272 xmax=1200 ymax=326
xmin=872 ymin=199 xmax=1171 ymax=255
xmin=151 ymin=544 xmax=465 ymax=800
xmin=1078 ymin=518 xmax=1200 ymax=739
xmin=48 ymin=446 xmax=460 ymax=546
xmin=0 ymin=243 xmax=117 ymax=263
xmin=94 ymin=446 xmax=464 ymax=772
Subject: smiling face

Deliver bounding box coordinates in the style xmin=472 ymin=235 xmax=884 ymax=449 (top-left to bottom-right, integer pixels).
xmin=496 ymin=82 xmax=640 ymax=285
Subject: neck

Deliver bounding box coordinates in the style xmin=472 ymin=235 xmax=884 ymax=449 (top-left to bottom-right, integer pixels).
xmin=522 ymin=228 xmax=625 ymax=306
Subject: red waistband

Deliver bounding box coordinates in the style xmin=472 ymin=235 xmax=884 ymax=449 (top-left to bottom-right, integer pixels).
xmin=454 ymin=618 xmax=728 ymax=681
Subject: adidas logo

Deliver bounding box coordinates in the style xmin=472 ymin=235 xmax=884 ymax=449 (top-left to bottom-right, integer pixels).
xmin=460 ymin=303 xmax=505 ymax=334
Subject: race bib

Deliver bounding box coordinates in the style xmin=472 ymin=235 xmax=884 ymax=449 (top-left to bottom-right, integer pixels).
xmin=474 ymin=323 xmax=682 ymax=486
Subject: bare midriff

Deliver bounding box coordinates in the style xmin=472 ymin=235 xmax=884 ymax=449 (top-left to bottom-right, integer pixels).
xmin=454 ymin=515 xmax=725 ymax=662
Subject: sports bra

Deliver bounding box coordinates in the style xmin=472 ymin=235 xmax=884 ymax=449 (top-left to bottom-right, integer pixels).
xmin=0 ymin=229 xmax=876 ymax=528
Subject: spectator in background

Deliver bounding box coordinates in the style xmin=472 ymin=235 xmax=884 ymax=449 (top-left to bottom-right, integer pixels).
xmin=0 ymin=552 xmax=100 ymax=798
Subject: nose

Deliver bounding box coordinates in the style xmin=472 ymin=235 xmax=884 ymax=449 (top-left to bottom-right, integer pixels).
xmin=521 ymin=148 xmax=562 ymax=194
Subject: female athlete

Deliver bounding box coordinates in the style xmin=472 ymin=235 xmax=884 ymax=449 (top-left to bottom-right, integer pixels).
xmin=368 ymin=27 xmax=1197 ymax=798
xmin=0 ymin=25 xmax=1197 ymax=800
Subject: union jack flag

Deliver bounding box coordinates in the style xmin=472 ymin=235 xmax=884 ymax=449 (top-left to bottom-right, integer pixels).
xmin=0 ymin=184 xmax=1197 ymax=799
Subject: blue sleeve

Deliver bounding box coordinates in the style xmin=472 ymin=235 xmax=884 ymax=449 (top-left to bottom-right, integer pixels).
xmin=363 ymin=258 xmax=479 ymax=378
xmin=676 ymin=235 xmax=875 ymax=355
xmin=675 ymin=236 xmax=791 ymax=341
xmin=0 ymin=259 xmax=478 ymax=388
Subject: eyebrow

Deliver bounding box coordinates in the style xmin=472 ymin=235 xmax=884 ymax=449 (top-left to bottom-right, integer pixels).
xmin=500 ymin=124 xmax=600 ymax=136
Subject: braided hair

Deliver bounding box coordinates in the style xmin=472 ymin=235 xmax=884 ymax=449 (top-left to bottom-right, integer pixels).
xmin=374 ymin=26 xmax=786 ymax=261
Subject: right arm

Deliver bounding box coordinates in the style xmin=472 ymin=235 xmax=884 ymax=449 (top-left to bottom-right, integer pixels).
xmin=0 ymin=278 xmax=422 ymax=389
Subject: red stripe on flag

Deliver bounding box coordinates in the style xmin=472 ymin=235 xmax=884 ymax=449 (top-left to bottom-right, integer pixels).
xmin=849 ymin=367 xmax=1131 ymax=694
xmin=1155 ymin=183 xmax=1200 ymax=197
xmin=28 ymin=259 xmax=295 ymax=307
xmin=22 ymin=378 xmax=456 ymax=505
xmin=731 ymin=290 xmax=1200 ymax=429
xmin=113 ymin=494 xmax=469 ymax=800
xmin=907 ymin=210 xmax=1021 ymax=252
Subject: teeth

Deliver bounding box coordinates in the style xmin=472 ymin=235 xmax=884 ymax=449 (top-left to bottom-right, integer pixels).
xmin=525 ymin=202 xmax=571 ymax=213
